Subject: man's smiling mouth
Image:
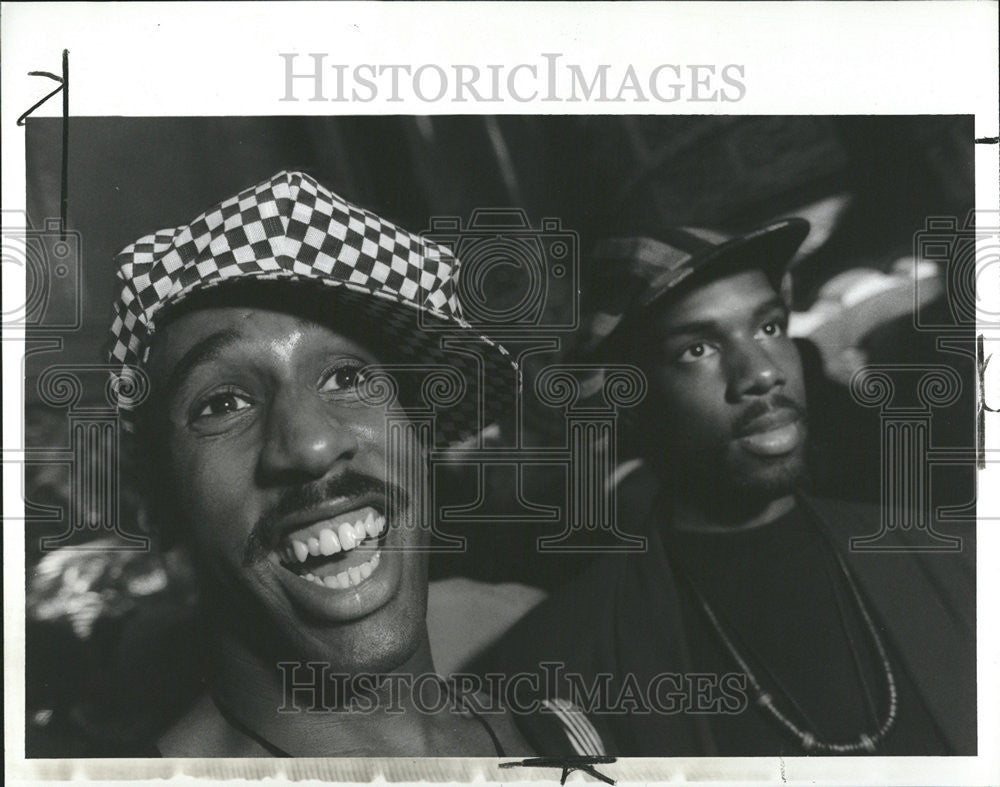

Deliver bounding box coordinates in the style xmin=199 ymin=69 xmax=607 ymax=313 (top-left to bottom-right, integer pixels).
xmin=276 ymin=505 xmax=387 ymax=590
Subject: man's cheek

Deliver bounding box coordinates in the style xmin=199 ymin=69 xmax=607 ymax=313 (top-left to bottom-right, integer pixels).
xmin=664 ymin=400 xmax=724 ymax=447
xmin=179 ymin=450 xmax=250 ymax=524
xmin=779 ymin=347 xmax=807 ymax=402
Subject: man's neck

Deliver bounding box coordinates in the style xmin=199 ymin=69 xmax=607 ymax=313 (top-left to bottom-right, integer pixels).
xmin=201 ymin=627 xmax=459 ymax=756
xmin=671 ymin=493 xmax=796 ymax=534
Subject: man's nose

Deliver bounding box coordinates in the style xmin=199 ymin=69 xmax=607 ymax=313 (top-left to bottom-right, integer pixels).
xmin=726 ymin=340 xmax=787 ymax=401
xmin=258 ymin=390 xmax=359 ymax=484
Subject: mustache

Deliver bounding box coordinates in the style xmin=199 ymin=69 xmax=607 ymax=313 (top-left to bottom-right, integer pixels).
xmin=243 ymin=469 xmax=409 ymax=565
xmin=733 ymin=394 xmax=805 ymax=437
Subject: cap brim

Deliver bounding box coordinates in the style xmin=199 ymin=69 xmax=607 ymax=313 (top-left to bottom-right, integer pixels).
xmin=584 ymin=218 xmax=810 ymax=360
xmin=642 ymin=217 xmax=810 ymax=311
xmin=147 ymin=273 xmax=520 ymax=446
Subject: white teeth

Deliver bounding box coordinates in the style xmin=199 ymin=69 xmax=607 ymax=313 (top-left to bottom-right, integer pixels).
xmin=338 ymin=523 xmax=357 ymax=551
xmin=282 ymin=508 xmax=387 ymax=564
xmin=319 ymin=528 xmax=340 ymax=555
xmin=364 ymin=512 xmax=379 ymax=539
xmin=302 ymin=551 xmax=381 ymax=589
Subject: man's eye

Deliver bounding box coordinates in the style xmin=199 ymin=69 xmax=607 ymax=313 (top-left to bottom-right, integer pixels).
xmin=676 ymin=342 xmax=718 ymax=364
xmin=194 ymin=391 xmax=252 ymax=419
xmin=756 ymin=319 xmax=786 ymax=339
xmin=320 ymin=363 xmax=367 ymax=393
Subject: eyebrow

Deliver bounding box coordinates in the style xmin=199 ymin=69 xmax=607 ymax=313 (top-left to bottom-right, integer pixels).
xmin=659 ymin=295 xmax=788 ymax=340
xmin=161 ymin=328 xmax=246 ymax=405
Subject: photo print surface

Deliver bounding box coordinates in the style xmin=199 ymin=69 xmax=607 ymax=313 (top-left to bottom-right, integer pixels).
xmin=20 ymin=115 xmax=977 ymax=759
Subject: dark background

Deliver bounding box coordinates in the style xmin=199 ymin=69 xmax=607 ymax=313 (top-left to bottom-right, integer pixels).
xmin=22 ymin=115 xmax=976 ymax=755
xmin=22 ymin=116 xmax=975 ymax=368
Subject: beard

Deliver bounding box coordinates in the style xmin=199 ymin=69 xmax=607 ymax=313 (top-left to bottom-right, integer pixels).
xmin=650 ymin=436 xmax=809 ymax=521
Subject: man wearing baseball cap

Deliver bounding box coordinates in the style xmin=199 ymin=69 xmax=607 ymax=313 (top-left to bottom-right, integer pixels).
xmin=109 ymin=171 xmax=604 ymax=756
xmin=477 ymin=219 xmax=975 ymax=755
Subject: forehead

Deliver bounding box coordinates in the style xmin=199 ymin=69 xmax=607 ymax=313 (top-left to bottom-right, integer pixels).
xmin=649 ymin=268 xmax=781 ymax=332
xmin=147 ymin=304 xmax=380 ymax=380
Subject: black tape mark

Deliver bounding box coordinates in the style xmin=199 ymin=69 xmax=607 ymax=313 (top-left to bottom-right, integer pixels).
xmin=16 ymin=66 xmax=64 ymax=125
xmin=17 ymin=50 xmax=69 ymax=241
xmin=500 ymin=755 xmax=617 ymax=785
xmin=979 ymin=334 xmax=992 ymax=469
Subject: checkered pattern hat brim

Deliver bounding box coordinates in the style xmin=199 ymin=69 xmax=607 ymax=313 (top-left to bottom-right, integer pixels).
xmin=578 ymin=218 xmax=810 ymax=357
xmin=108 ymin=170 xmax=517 ymax=444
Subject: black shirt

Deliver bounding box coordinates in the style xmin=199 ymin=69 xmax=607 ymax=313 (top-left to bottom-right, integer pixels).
xmin=664 ymin=504 xmax=950 ymax=755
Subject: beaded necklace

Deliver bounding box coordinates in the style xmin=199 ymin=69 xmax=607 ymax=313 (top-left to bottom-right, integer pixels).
xmin=683 ymin=503 xmax=898 ymax=754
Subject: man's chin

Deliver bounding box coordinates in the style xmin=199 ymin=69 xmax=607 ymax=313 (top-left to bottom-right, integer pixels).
xmin=665 ymin=446 xmax=807 ymax=516
xmin=284 ymin=605 xmax=426 ymax=674
xmin=726 ymin=451 xmax=808 ymax=505
xmin=240 ymin=588 xmax=426 ymax=675
xmin=203 ymin=566 xmax=424 ymax=674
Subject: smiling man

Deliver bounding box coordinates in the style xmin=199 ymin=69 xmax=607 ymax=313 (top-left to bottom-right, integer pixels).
xmin=108 ymin=171 xmax=603 ymax=757
xmin=478 ymin=221 xmax=976 ymax=756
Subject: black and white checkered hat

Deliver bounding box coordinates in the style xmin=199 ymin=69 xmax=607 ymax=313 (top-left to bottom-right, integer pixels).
xmin=108 ymin=170 xmax=517 ymax=444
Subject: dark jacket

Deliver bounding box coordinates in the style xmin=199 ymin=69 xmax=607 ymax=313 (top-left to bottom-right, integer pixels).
xmin=474 ymin=493 xmax=976 ymax=756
